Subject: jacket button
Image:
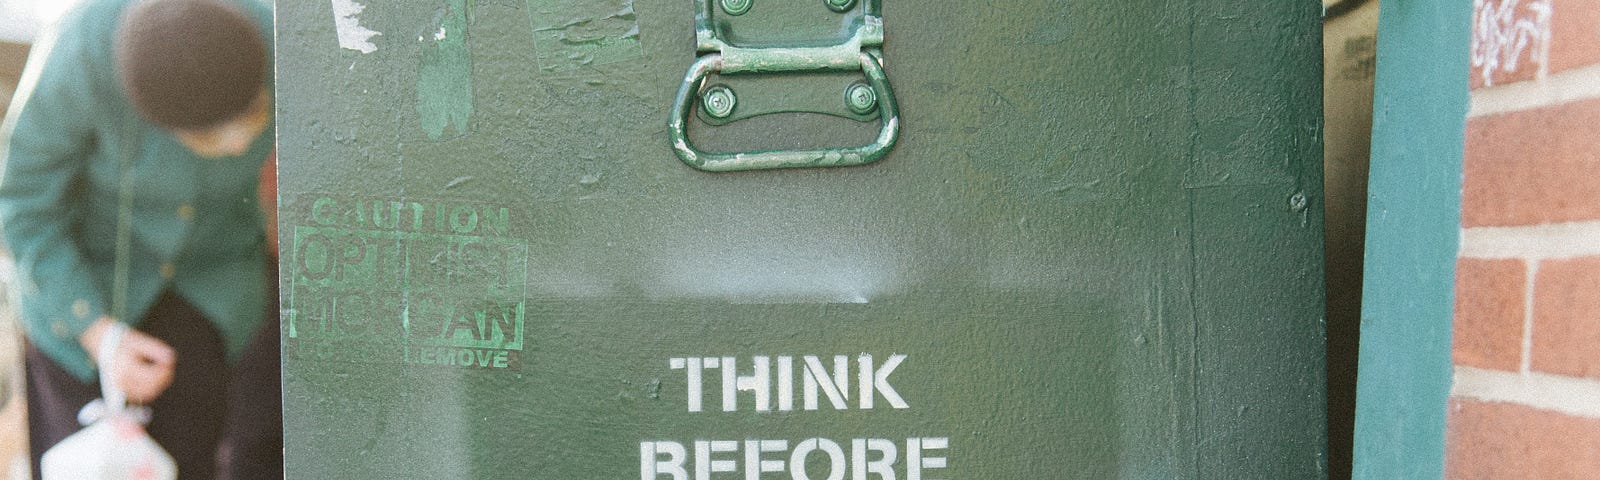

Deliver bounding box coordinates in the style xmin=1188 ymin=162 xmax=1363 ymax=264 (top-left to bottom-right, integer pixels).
xmin=177 ymin=204 xmax=195 ymax=221
xmin=71 ymin=299 xmax=90 ymax=319
xmin=161 ymin=263 xmax=176 ymax=279
xmin=51 ymin=320 xmax=69 ymax=338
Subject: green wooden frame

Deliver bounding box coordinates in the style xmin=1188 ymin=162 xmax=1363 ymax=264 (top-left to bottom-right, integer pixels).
xmin=1351 ymin=1 xmax=1469 ymax=478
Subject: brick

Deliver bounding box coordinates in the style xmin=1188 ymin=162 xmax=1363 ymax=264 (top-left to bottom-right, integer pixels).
xmin=1455 ymin=259 xmax=1527 ymax=371
xmin=1473 ymin=0 xmax=1547 ymax=88
xmin=1447 ymin=398 xmax=1600 ymax=479
xmin=1549 ymin=0 xmax=1600 ymax=75
xmin=1472 ymin=0 xmax=1600 ymax=89
xmin=1463 ymin=97 xmax=1600 ymax=227
xmin=1532 ymin=256 xmax=1600 ymax=378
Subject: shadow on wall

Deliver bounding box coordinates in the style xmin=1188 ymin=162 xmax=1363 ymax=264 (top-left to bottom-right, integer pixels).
xmin=1323 ymin=0 xmax=1378 ymax=479
xmin=0 ymin=41 xmax=25 ymax=117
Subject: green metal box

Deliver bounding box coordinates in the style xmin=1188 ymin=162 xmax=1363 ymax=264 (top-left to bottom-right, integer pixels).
xmin=277 ymin=0 xmax=1326 ymax=477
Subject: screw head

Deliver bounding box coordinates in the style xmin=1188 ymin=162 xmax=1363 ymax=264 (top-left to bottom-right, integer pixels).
xmin=825 ymin=0 xmax=856 ymax=12
xmin=703 ymin=85 xmax=737 ymax=119
xmin=1288 ymin=192 xmax=1308 ymax=212
xmin=845 ymin=83 xmax=877 ymax=115
xmin=721 ymin=0 xmax=751 ymax=15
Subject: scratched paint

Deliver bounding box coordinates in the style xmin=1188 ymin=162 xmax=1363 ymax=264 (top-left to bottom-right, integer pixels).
xmin=332 ymin=0 xmax=382 ymax=53
xmin=417 ymin=0 xmax=475 ymax=139
xmin=1472 ymin=0 xmax=1553 ymax=86
xmin=525 ymin=0 xmax=642 ymax=73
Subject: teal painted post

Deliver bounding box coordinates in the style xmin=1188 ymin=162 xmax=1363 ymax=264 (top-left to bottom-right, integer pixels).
xmin=1351 ymin=1 xmax=1469 ymax=478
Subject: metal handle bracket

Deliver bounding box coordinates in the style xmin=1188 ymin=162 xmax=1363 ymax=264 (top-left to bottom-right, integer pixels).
xmin=669 ymin=1 xmax=898 ymax=172
xmin=669 ymin=51 xmax=899 ymax=172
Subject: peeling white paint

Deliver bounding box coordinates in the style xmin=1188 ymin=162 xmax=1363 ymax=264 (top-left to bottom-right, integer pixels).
xmin=331 ymin=0 xmax=381 ymax=54
xmin=419 ymin=26 xmax=447 ymax=43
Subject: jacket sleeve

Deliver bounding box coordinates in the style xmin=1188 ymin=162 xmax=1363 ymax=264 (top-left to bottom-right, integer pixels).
xmin=0 ymin=18 xmax=114 ymax=362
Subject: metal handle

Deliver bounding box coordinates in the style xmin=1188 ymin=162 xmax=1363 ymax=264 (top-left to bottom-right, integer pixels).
xmin=668 ymin=51 xmax=899 ymax=172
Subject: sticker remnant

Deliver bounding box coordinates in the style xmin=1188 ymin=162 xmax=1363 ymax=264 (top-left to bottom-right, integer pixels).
xmin=285 ymin=194 xmax=528 ymax=370
xmin=332 ymin=0 xmax=383 ymax=54
xmin=418 ymin=0 xmax=475 ymax=140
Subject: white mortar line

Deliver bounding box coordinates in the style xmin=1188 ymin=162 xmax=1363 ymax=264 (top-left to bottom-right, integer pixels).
xmin=1470 ymin=63 xmax=1600 ymax=118
xmin=1452 ymin=366 xmax=1600 ymax=419
xmin=1521 ymin=260 xmax=1539 ymax=374
xmin=1460 ymin=221 xmax=1600 ymax=260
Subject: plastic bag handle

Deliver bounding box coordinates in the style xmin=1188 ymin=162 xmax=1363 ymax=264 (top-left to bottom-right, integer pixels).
xmin=95 ymin=322 xmax=128 ymax=411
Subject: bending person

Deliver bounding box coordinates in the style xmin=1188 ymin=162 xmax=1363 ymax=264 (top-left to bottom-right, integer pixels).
xmin=0 ymin=0 xmax=280 ymax=478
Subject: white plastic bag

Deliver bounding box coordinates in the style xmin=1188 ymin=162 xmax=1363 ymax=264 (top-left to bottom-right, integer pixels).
xmin=38 ymin=323 xmax=176 ymax=480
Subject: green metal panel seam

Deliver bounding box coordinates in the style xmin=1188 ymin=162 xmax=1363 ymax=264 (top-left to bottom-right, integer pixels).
xmin=1351 ymin=0 xmax=1468 ymax=478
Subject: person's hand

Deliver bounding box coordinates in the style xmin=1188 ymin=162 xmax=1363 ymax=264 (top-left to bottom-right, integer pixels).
xmin=79 ymin=317 xmax=177 ymax=404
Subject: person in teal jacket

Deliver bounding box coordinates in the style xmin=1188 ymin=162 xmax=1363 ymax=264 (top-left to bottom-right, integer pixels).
xmin=0 ymin=0 xmax=280 ymax=478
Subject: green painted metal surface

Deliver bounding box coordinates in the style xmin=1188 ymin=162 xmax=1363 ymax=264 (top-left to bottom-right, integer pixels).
xmin=277 ymin=1 xmax=1326 ymax=477
xmin=1350 ymin=0 xmax=1468 ymax=478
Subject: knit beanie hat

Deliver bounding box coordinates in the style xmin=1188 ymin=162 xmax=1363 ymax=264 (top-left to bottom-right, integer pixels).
xmin=114 ymin=0 xmax=266 ymax=130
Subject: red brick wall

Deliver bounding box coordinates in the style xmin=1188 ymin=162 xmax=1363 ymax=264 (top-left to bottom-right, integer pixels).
xmin=1451 ymin=0 xmax=1600 ymax=477
xmin=1448 ymin=399 xmax=1600 ymax=479
xmin=1453 ymin=258 xmax=1525 ymax=371
xmin=1463 ymin=98 xmax=1600 ymax=226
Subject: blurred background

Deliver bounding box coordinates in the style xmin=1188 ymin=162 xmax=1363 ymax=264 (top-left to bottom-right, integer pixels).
xmin=0 ymin=2 xmax=77 ymax=478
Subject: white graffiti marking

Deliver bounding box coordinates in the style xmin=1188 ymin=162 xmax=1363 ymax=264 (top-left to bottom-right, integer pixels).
xmin=1472 ymin=0 xmax=1553 ymax=86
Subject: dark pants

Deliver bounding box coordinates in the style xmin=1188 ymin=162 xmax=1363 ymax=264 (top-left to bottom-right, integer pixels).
xmin=25 ymin=290 xmax=282 ymax=480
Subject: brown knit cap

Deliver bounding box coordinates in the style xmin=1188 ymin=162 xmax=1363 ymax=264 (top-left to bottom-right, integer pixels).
xmin=114 ymin=0 xmax=266 ymax=130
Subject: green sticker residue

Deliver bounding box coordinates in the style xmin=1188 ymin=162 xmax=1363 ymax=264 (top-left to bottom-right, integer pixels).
xmin=526 ymin=0 xmax=643 ymax=73
xmin=418 ymin=0 xmax=474 ymax=140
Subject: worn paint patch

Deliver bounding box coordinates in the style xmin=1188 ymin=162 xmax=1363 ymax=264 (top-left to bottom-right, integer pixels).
xmin=526 ymin=0 xmax=643 ymax=73
xmin=285 ymin=194 xmax=528 ymax=369
xmin=332 ymin=0 xmax=383 ymax=53
xmin=417 ymin=0 xmax=475 ymax=140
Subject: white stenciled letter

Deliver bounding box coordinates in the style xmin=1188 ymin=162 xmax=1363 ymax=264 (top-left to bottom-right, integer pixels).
xmin=745 ymin=439 xmax=787 ymax=480
xmin=790 ymin=438 xmax=846 ymax=480
xmin=723 ymin=356 xmax=771 ymax=412
xmin=803 ymin=355 xmax=851 ymax=411
xmin=906 ymin=438 xmax=947 ymax=480
xmin=671 ymin=357 xmax=719 ymax=413
xmin=852 ymin=439 xmax=898 ymax=480
xmin=695 ymin=440 xmax=739 ymax=480
xmin=858 ymin=354 xmax=908 ymax=410
xmin=642 ymin=441 xmax=689 ymax=480
xmin=777 ymin=356 xmax=795 ymax=411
